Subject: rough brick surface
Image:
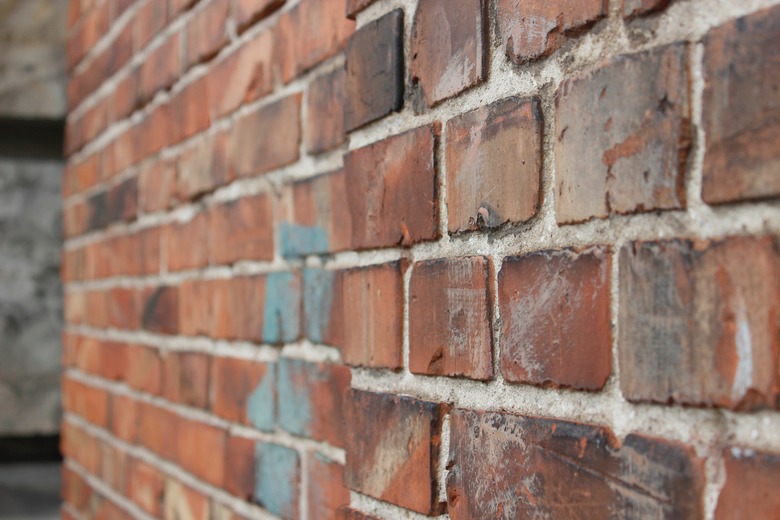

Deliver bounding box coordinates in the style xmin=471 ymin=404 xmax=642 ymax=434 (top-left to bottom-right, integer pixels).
xmin=306 ymin=67 xmax=347 ymax=154
xmin=307 ymin=453 xmax=350 ymax=520
xmin=555 ymin=43 xmax=690 ymax=223
xmin=447 ymin=409 xmax=704 ymax=519
xmin=499 ymin=247 xmax=612 ymax=390
xmin=345 ymin=390 xmax=446 ymax=515
xmin=446 ymin=97 xmax=542 ymax=231
xmin=409 ymin=257 xmax=493 ymax=379
xmin=715 ymin=447 xmax=780 ymax=518
xmin=702 ymin=6 xmax=780 ymax=204
xmin=619 ymin=237 xmax=780 ymax=408
xmin=411 ymin=0 xmax=486 ymax=107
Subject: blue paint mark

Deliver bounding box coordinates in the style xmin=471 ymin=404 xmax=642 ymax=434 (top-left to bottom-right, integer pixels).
xmin=277 ymin=359 xmax=313 ymax=437
xmin=303 ymin=268 xmax=335 ymax=343
xmin=263 ymin=272 xmax=301 ymax=344
xmin=254 ymin=443 xmax=299 ymax=518
xmin=246 ymin=363 xmax=275 ymax=432
xmin=280 ymin=223 xmax=329 ymax=258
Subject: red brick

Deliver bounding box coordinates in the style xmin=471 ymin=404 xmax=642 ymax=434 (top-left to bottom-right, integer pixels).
xmin=140 ymin=34 xmax=180 ymax=103
xmin=171 ymin=76 xmax=211 ymax=143
xmin=106 ymin=287 xmax=140 ymax=330
xmin=63 ymin=378 xmax=109 ymax=427
xmin=346 ymin=0 xmax=377 ymax=19
xmin=446 ymin=97 xmax=542 ymax=231
xmin=336 ymin=508 xmax=381 ymax=520
xmin=235 ymin=0 xmax=285 ymax=29
xmin=208 ymin=195 xmax=274 ymax=264
xmin=177 ymin=131 xmax=232 ymax=200
xmin=169 ymin=0 xmax=197 ymax=17
xmin=128 ymin=459 xmax=165 ymax=517
xmin=137 ymin=402 xmax=178 ymax=459
xmin=555 ymin=43 xmax=690 ymax=223
xmin=62 ymin=423 xmax=100 ymax=474
xmin=702 ymin=6 xmax=780 ymax=204
xmin=126 ymin=344 xmax=163 ymax=394
xmin=619 ymin=237 xmax=780 ymax=409
xmin=140 ymin=103 xmax=173 ymax=158
xmin=211 ymin=357 xmax=274 ymax=428
xmin=447 ymin=409 xmax=704 ymax=519
xmin=107 ymin=19 xmax=134 ymax=76
xmin=274 ymin=0 xmax=354 ymax=83
xmin=139 ymin=158 xmax=178 ymax=212
xmin=496 ymin=0 xmax=607 ymax=63
xmin=306 ymin=67 xmax=346 ymax=154
xmin=411 ymin=0 xmax=486 ymax=107
xmin=166 ymin=212 xmax=209 ymax=271
xmin=344 ymin=126 xmax=438 ymax=248
xmin=345 ymin=390 xmax=446 ymax=515
xmin=175 ymin=417 xmax=226 ymax=487
xmin=715 ymin=447 xmax=780 ymax=518
xmin=110 ymin=394 xmax=138 ymax=443
xmin=99 ymin=443 xmax=129 ymax=494
xmin=68 ymin=1 xmax=110 ymax=69
xmin=163 ymin=479 xmax=209 ymax=520
xmin=341 ymin=262 xmax=404 ymax=369
xmin=623 ymin=0 xmax=672 ymax=17
xmin=231 ymin=94 xmax=301 ymax=177
xmin=186 ymin=0 xmax=229 ymax=66
xmin=409 ymin=257 xmax=493 ymax=379
xmin=209 ymin=30 xmax=275 ymax=118
xmin=141 ymin=286 xmax=180 ymax=334
xmin=62 ymin=467 xmax=93 ymax=513
xmin=224 ymin=435 xmax=256 ymax=500
xmin=114 ymin=71 xmax=139 ymax=121
xmin=163 ymin=351 xmax=211 ymax=408
xmin=344 ymin=9 xmax=403 ymax=130
xmin=499 ymin=247 xmax=612 ymax=390
xmin=134 ymin=0 xmax=168 ymax=50
xmin=307 ymin=453 xmax=349 ymax=520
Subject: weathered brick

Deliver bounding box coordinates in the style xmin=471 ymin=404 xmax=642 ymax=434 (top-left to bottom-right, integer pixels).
xmin=141 ymin=286 xmax=179 ymax=334
xmin=254 ymin=443 xmax=300 ymax=520
xmin=274 ymin=0 xmax=354 ymax=83
xmin=715 ymin=447 xmax=780 ymax=518
xmin=163 ymin=351 xmax=211 ymax=408
xmin=235 ymin=0 xmax=285 ymax=30
xmin=344 ymin=126 xmax=438 ymax=248
xmin=345 ymin=390 xmax=446 ymax=515
xmin=224 ymin=435 xmax=256 ymax=501
xmin=140 ymin=34 xmax=179 ymax=103
xmin=302 ymin=268 xmax=344 ymax=346
xmin=341 ymin=262 xmax=404 ymax=369
xmin=186 ymin=0 xmax=229 ymax=66
xmin=211 ymin=357 xmax=276 ymax=430
xmin=128 ymin=459 xmax=165 ymax=517
xmin=163 ymin=479 xmax=209 ymax=520
xmin=702 ymin=6 xmax=780 ymax=204
xmin=555 ymin=43 xmax=690 ymax=223
xmin=208 ymin=195 xmax=274 ymax=264
xmin=170 ymin=76 xmax=211 ymax=143
xmin=623 ymin=0 xmax=672 ymax=17
xmin=307 ymin=67 xmax=347 ymax=154
xmin=446 ymin=97 xmax=542 ymax=231
xmin=499 ymin=247 xmax=612 ymax=390
xmin=497 ymin=0 xmax=607 ymax=63
xmin=139 ymin=158 xmax=177 ymax=212
xmin=344 ymin=9 xmax=403 ymax=130
xmin=232 ymin=94 xmax=301 ymax=177
xmin=134 ymin=0 xmax=167 ymax=50
xmin=176 ymin=417 xmax=226 ymax=487
xmin=166 ymin=212 xmax=209 ymax=271
xmin=307 ymin=453 xmax=350 ymax=520
xmin=447 ymin=409 xmax=704 ymax=519
xmin=411 ymin=0 xmax=486 ymax=107
xmin=176 ymin=131 xmax=231 ymax=201
xmin=280 ymin=169 xmax=351 ymax=258
xmin=409 ymin=257 xmax=493 ymax=379
xmin=259 ymin=272 xmax=302 ymax=344
xmin=209 ymin=30 xmax=274 ymax=118
xmin=619 ymin=237 xmax=780 ymax=408
xmin=277 ymin=359 xmax=350 ymax=446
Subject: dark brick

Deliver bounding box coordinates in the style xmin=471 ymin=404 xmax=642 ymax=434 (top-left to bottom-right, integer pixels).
xmin=446 ymin=97 xmax=542 ymax=232
xmin=411 ymin=0 xmax=486 ymax=107
xmin=409 ymin=257 xmax=493 ymax=379
xmin=344 ymin=125 xmax=438 ymax=249
xmin=555 ymin=43 xmax=690 ymax=223
xmin=619 ymin=237 xmax=780 ymax=409
xmin=715 ymin=447 xmax=780 ymax=519
xmin=447 ymin=409 xmax=704 ymax=519
xmin=345 ymin=390 xmax=446 ymax=515
xmin=345 ymin=9 xmax=404 ymax=130
xmin=108 ymin=177 xmax=138 ymax=223
xmin=307 ymin=67 xmax=347 ymax=154
xmin=499 ymin=247 xmax=612 ymax=390
xmin=141 ymin=286 xmax=179 ymax=334
xmin=225 ymin=436 xmax=256 ymax=500
xmin=702 ymin=6 xmax=780 ymax=204
xmin=163 ymin=351 xmax=211 ymax=408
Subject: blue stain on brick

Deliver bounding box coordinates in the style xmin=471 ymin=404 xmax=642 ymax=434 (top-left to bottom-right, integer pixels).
xmin=246 ymin=363 xmax=275 ymax=432
xmin=280 ymin=223 xmax=329 ymax=258
xmin=263 ymin=272 xmax=301 ymax=344
xmin=277 ymin=359 xmax=313 ymax=437
xmin=303 ymin=268 xmax=335 ymax=343
xmin=254 ymin=443 xmax=299 ymax=518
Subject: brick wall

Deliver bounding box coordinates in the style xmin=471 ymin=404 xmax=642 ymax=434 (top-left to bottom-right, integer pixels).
xmin=61 ymin=0 xmax=780 ymax=519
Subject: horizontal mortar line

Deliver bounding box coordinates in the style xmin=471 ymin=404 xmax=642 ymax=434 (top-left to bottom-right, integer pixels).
xmin=65 ymin=459 xmax=156 ymax=520
xmin=349 ymin=369 xmax=780 ymax=455
xmin=63 ymin=426 xmax=284 ymax=520
xmin=63 ymin=200 xmax=780 ymax=281
xmin=60 ymin=501 xmax=84 ymax=520
xmin=350 ymin=490 xmax=449 ymax=520
xmin=65 ymin=324 xmax=342 ymax=364
xmin=65 ymin=369 xmax=347 ymax=464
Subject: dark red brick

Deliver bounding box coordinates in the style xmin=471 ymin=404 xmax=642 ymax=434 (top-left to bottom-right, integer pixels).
xmin=499 ymin=247 xmax=612 ymax=390
xmin=447 ymin=409 xmax=704 ymax=519
xmin=139 ymin=158 xmax=177 ymax=212
xmin=345 ymin=390 xmax=446 ymax=515
xmin=186 ymin=0 xmax=229 ymax=66
xmin=306 ymin=67 xmax=347 ymax=154
xmin=163 ymin=351 xmax=211 ymax=408
xmin=344 ymin=125 xmax=438 ymax=248
xmin=411 ymin=0 xmax=486 ymax=107
xmin=208 ymin=195 xmax=274 ymax=264
xmin=139 ymin=34 xmax=180 ymax=103
xmin=446 ymin=97 xmax=542 ymax=231
xmin=224 ymin=436 xmax=256 ymax=500
xmin=555 ymin=43 xmax=690 ymax=223
xmin=409 ymin=257 xmax=493 ymax=379
xmin=702 ymin=6 xmax=780 ymax=204
xmin=344 ymin=9 xmax=403 ymax=130
xmin=715 ymin=447 xmax=780 ymax=519
xmin=619 ymin=237 xmax=780 ymax=409
xmin=141 ymin=286 xmax=179 ymax=334
xmin=211 ymin=357 xmax=275 ymax=429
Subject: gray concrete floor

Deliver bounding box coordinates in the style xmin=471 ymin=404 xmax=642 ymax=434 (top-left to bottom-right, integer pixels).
xmin=0 ymin=463 xmax=60 ymax=520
